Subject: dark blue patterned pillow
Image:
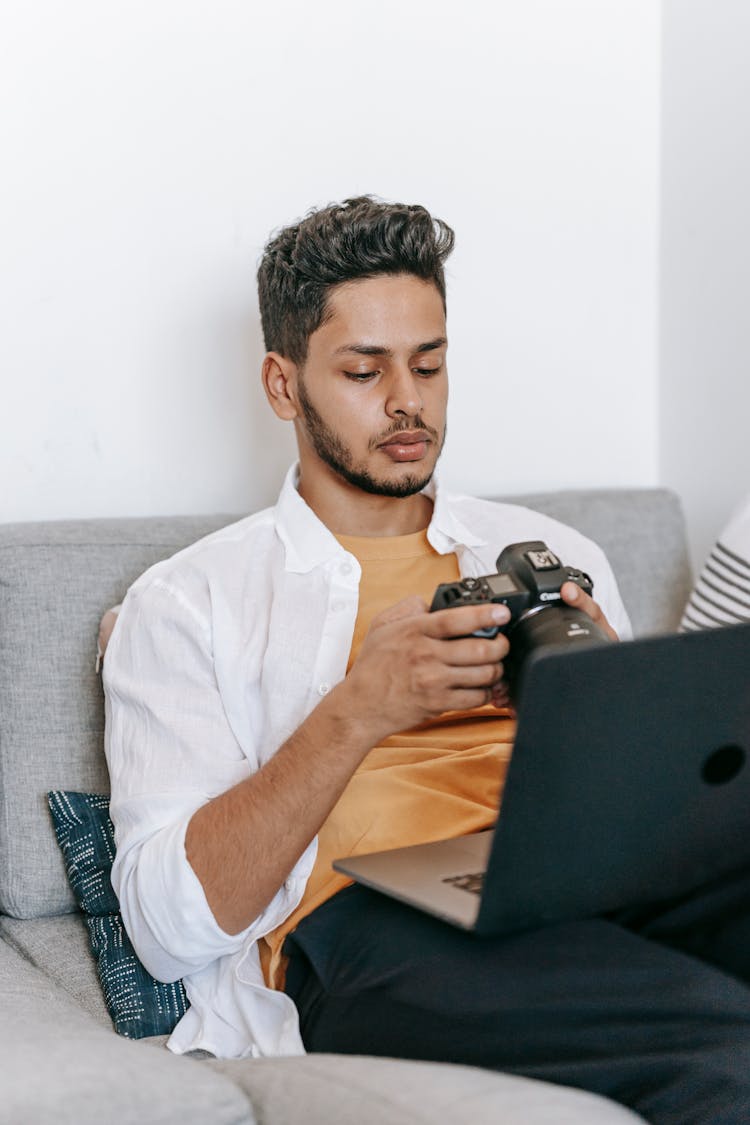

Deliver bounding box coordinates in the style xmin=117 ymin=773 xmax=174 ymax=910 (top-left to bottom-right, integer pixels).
xmin=48 ymin=790 xmax=189 ymax=1039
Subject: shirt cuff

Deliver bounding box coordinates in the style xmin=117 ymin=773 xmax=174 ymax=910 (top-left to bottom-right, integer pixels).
xmin=113 ymin=812 xmax=317 ymax=983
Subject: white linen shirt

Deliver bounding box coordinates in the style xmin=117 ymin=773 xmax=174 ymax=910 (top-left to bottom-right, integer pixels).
xmin=103 ymin=465 xmax=632 ymax=1060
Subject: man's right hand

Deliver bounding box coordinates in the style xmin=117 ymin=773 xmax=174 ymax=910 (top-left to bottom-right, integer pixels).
xmin=339 ymin=596 xmax=511 ymax=743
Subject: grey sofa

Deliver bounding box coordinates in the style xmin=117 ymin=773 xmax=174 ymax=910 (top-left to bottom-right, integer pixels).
xmin=0 ymin=488 xmax=692 ymax=1124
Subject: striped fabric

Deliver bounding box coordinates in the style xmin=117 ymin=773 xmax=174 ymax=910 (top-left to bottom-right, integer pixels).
xmin=680 ymin=499 xmax=750 ymax=632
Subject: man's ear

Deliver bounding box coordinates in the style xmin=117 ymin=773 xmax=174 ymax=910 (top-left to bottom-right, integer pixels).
xmin=262 ymin=353 xmax=300 ymax=421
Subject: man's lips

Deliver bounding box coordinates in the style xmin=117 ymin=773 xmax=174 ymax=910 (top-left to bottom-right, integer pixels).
xmin=377 ymin=431 xmax=432 ymax=462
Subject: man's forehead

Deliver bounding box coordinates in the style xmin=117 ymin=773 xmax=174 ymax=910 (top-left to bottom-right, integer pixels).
xmin=315 ymin=274 xmax=447 ymax=352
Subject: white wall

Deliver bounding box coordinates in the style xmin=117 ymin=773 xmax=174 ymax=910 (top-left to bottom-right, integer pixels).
xmin=660 ymin=0 xmax=750 ymax=569
xmin=1 ymin=1 xmax=660 ymax=523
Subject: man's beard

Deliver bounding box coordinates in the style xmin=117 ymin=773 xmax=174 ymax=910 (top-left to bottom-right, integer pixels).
xmin=297 ymin=377 xmax=444 ymax=498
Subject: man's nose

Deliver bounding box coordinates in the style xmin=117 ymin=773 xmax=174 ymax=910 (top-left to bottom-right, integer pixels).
xmin=385 ymin=367 xmax=423 ymax=418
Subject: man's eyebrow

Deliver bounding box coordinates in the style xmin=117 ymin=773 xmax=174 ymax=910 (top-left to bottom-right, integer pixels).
xmin=415 ymin=337 xmax=447 ymax=353
xmin=333 ymin=337 xmax=447 ymax=357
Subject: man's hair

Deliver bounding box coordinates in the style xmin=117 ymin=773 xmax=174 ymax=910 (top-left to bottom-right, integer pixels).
xmin=257 ymin=195 xmax=455 ymax=365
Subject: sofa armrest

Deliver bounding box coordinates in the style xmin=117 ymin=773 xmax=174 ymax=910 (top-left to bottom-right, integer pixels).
xmin=0 ymin=937 xmax=253 ymax=1125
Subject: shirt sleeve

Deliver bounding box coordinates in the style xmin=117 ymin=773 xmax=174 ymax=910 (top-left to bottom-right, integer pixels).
xmin=103 ymin=575 xmax=304 ymax=983
xmin=680 ymin=494 xmax=750 ymax=632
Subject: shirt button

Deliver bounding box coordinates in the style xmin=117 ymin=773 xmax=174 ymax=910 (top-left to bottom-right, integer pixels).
xmin=339 ymin=561 xmax=352 ymax=576
xmin=332 ymin=599 xmax=346 ymax=612
xmin=318 ymin=682 xmax=331 ymax=696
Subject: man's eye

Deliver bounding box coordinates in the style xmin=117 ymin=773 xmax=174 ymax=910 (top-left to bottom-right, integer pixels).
xmin=343 ymin=370 xmax=378 ymax=381
xmin=414 ymin=366 xmax=441 ymax=377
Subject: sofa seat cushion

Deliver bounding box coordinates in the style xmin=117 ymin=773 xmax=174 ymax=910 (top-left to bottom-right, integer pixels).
xmin=0 ymin=936 xmax=254 ymax=1125
xmin=208 ymin=1052 xmax=646 ymax=1125
xmin=0 ymin=932 xmax=643 ymax=1124
xmin=1 ymin=911 xmax=112 ymax=1028
xmin=0 ymin=910 xmax=173 ymax=1048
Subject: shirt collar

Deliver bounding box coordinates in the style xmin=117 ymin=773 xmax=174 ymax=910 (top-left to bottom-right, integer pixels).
xmin=424 ymin=476 xmax=487 ymax=555
xmin=274 ymin=462 xmax=487 ymax=573
xmin=273 ymin=464 xmax=345 ymax=573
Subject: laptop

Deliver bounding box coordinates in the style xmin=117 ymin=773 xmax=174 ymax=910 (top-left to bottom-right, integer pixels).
xmin=333 ymin=622 xmax=750 ymax=935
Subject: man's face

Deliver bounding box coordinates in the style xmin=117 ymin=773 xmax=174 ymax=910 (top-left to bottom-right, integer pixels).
xmin=293 ymin=273 xmax=448 ymax=498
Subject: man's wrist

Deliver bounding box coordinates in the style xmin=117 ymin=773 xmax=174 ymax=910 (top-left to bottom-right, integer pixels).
xmin=311 ymin=677 xmax=388 ymax=760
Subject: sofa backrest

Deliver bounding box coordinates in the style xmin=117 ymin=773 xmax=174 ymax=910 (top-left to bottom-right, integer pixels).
xmin=501 ymin=488 xmax=692 ymax=638
xmin=0 ymin=515 xmax=233 ymax=920
xmin=0 ymin=490 xmax=692 ymax=921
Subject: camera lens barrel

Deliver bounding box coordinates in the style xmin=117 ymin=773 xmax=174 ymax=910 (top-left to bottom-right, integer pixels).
xmin=505 ymin=603 xmax=612 ymax=703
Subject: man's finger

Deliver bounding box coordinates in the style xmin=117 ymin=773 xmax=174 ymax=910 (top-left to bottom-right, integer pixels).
xmin=446 ymin=662 xmax=506 ymax=690
xmin=490 ymin=681 xmax=513 ymax=711
xmin=370 ymin=595 xmax=429 ymax=628
xmin=447 ymin=686 xmax=505 ymax=713
xmin=426 ymin=602 xmax=511 ymax=640
xmin=561 ymin=582 xmax=619 ymax=641
xmin=443 ymin=634 xmax=509 ymax=666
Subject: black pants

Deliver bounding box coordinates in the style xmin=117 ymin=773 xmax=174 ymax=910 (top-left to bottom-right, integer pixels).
xmin=283 ymin=869 xmax=750 ymax=1125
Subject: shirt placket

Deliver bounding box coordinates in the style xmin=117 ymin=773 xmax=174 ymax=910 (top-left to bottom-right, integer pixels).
xmin=308 ymin=554 xmax=360 ymax=705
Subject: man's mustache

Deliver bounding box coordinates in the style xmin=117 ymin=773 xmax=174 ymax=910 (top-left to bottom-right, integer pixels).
xmin=370 ymin=418 xmax=441 ymax=449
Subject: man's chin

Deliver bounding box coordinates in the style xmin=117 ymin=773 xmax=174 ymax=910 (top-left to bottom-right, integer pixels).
xmin=338 ymin=464 xmax=435 ymax=498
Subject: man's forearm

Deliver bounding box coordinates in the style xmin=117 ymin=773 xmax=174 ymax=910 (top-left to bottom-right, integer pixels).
xmin=184 ymin=597 xmax=512 ymax=935
xmin=184 ymin=681 xmax=375 ymax=935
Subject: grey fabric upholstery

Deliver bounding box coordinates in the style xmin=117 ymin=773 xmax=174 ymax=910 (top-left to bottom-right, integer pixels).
xmin=0 ymin=937 xmax=254 ymax=1125
xmin=0 ymin=516 xmax=234 ymax=918
xmin=207 ymin=1053 xmax=645 ymax=1125
xmin=1 ymin=911 xmax=113 ymax=1028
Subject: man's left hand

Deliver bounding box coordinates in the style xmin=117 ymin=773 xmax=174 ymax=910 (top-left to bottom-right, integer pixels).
xmin=489 ymin=582 xmax=620 ymax=712
xmin=560 ymin=582 xmax=620 ymax=642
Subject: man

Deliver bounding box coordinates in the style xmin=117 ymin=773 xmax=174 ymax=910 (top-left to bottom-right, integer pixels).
xmin=104 ymin=196 xmax=750 ymax=1121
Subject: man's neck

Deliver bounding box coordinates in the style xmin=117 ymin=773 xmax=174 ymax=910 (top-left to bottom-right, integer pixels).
xmin=297 ymin=472 xmax=434 ymax=538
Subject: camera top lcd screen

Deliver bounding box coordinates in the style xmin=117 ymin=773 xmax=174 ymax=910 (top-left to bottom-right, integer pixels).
xmin=486 ymin=573 xmax=521 ymax=597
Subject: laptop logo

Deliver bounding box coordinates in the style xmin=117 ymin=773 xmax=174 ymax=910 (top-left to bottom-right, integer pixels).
xmin=442 ymin=872 xmax=484 ymax=896
xmin=702 ymin=744 xmax=745 ymax=786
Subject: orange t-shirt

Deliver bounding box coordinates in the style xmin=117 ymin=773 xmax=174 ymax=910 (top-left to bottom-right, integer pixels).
xmin=260 ymin=529 xmax=516 ymax=988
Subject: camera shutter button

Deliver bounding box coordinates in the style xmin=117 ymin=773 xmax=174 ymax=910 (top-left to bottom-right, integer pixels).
xmin=463 ymin=578 xmax=478 ymax=590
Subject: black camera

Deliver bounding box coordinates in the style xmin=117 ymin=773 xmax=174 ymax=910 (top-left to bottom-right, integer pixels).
xmin=430 ymin=540 xmax=612 ymax=701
